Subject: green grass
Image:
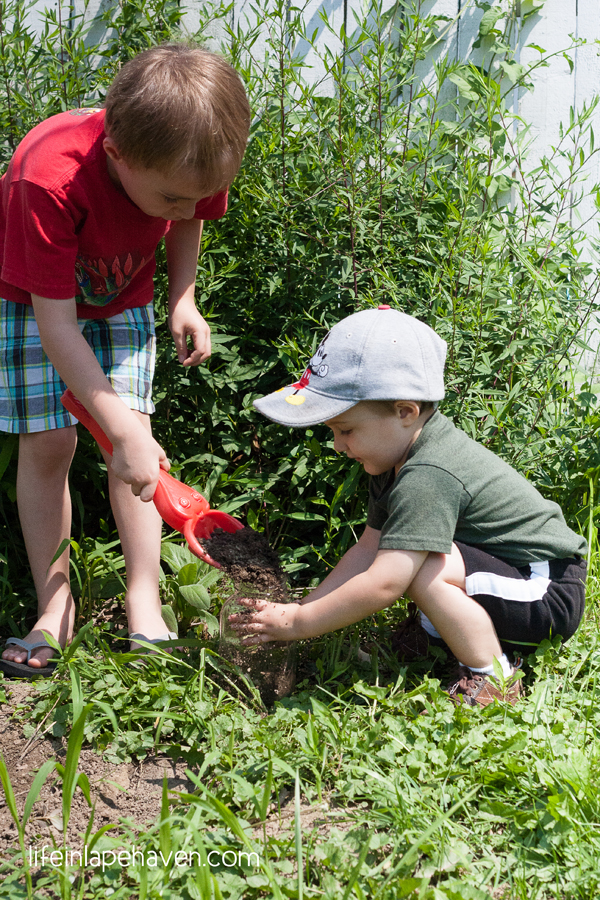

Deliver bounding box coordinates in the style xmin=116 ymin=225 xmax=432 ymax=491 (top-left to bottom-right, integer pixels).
xmin=1 ymin=570 xmax=600 ymax=899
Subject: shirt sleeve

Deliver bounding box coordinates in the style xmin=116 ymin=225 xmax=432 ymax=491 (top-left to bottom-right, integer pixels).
xmin=194 ymin=190 xmax=228 ymax=220
xmin=377 ymin=465 xmax=466 ymax=554
xmin=367 ymin=473 xmax=392 ymax=531
xmin=1 ymin=180 xmax=79 ymax=299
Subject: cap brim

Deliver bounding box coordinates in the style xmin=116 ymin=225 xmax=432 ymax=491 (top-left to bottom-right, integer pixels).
xmin=253 ymin=385 xmax=358 ymax=427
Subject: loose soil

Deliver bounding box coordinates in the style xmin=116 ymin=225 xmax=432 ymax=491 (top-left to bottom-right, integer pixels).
xmin=205 ymin=528 xmax=297 ymax=705
xmin=0 ymin=683 xmax=196 ymax=855
xmin=204 ymin=527 xmax=287 ymax=601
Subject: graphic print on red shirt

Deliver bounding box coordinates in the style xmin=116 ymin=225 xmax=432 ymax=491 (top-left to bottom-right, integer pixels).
xmin=0 ymin=109 xmax=228 ymax=319
xmin=75 ymin=252 xmax=148 ymax=305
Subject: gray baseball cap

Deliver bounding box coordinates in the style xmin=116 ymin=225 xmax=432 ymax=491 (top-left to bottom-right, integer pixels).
xmin=253 ymin=305 xmax=447 ymax=427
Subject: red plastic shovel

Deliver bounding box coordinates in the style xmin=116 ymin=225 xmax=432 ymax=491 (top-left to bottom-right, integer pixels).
xmin=61 ymin=389 xmax=243 ymax=567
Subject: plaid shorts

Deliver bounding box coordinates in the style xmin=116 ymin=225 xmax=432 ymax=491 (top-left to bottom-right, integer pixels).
xmin=0 ymin=300 xmax=156 ymax=433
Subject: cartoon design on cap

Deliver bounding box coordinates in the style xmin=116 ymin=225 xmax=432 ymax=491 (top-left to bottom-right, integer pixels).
xmin=291 ymin=333 xmax=330 ymax=391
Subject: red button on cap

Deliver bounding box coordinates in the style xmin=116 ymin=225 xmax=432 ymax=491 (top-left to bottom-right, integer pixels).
xmin=378 ymin=304 xmax=391 ymax=310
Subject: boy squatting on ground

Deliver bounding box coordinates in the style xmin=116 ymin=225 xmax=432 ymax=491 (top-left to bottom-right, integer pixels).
xmin=231 ymin=306 xmax=587 ymax=706
xmin=0 ymin=45 xmax=250 ymax=677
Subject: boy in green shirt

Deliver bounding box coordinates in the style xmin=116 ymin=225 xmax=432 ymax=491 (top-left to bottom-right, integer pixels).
xmin=231 ymin=306 xmax=586 ymax=706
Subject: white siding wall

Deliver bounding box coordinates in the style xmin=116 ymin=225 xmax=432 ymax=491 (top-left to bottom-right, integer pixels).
xmin=26 ymin=0 xmax=600 ymax=249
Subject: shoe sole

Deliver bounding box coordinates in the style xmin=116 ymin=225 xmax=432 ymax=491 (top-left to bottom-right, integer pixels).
xmin=0 ymin=657 xmax=57 ymax=679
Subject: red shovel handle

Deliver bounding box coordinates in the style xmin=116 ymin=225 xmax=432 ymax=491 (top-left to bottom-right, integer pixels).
xmin=60 ymin=389 xmax=245 ymax=569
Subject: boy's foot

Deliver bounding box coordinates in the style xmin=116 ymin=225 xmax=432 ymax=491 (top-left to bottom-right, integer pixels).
xmin=129 ymin=631 xmax=177 ymax=652
xmin=1 ymin=626 xmax=64 ymax=670
xmin=127 ymin=613 xmax=178 ymax=653
xmin=445 ymin=664 xmax=522 ymax=707
xmin=392 ymin=602 xmax=450 ymax=661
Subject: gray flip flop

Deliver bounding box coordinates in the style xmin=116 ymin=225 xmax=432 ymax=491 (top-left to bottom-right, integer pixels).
xmin=0 ymin=636 xmax=59 ymax=679
xmin=129 ymin=632 xmax=177 ymax=651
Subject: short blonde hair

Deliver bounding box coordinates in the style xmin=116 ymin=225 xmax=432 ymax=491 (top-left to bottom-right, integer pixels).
xmin=104 ymin=44 xmax=250 ymax=193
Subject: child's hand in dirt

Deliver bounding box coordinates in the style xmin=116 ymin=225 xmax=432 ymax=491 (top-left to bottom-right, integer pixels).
xmin=229 ymin=598 xmax=301 ymax=644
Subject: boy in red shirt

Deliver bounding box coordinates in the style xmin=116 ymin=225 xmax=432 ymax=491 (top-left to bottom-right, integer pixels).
xmin=0 ymin=44 xmax=250 ymax=675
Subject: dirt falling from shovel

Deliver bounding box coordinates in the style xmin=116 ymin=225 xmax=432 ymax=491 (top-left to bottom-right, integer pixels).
xmin=204 ymin=528 xmax=297 ymax=705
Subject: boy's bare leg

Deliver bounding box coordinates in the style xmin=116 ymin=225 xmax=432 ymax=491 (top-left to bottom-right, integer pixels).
xmin=101 ymin=410 xmax=167 ymax=647
xmin=2 ymin=428 xmax=77 ymax=668
xmin=406 ymin=544 xmax=503 ymax=668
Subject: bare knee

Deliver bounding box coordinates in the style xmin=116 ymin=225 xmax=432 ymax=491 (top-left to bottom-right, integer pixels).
xmin=18 ymin=427 xmax=77 ymax=477
xmin=407 ymin=545 xmax=466 ymax=605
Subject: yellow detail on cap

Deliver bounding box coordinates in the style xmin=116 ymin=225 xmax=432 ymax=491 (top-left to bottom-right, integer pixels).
xmin=285 ymin=394 xmax=306 ymax=406
xmin=275 ymin=387 xmax=285 ymax=393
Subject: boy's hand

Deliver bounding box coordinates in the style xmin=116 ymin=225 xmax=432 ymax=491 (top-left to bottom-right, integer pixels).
xmin=229 ymin=598 xmax=302 ymax=644
xmin=168 ymin=297 xmax=211 ymax=366
xmin=110 ymin=423 xmax=170 ymax=502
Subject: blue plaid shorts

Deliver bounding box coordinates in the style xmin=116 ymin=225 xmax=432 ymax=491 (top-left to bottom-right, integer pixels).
xmin=0 ymin=300 xmax=156 ymax=433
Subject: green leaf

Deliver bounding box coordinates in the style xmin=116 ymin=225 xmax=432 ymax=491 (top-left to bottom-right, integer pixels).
xmin=76 ymin=771 xmax=92 ymax=807
xmin=70 ymin=667 xmax=84 ymax=725
xmin=22 ymin=759 xmax=56 ymax=829
xmin=199 ymin=610 xmax=219 ymax=636
xmin=179 ymin=583 xmax=211 ymax=609
xmin=161 ymin=541 xmax=199 ymax=574
xmin=60 ymin=704 xmax=92 ymax=835
xmin=178 ymin=563 xmax=200 ymax=586
xmin=49 ymin=538 xmax=73 ymax=567
xmin=91 ymin=699 xmax=120 ymax=737
xmin=159 ymin=776 xmax=172 ymax=858
xmin=61 ymin=620 xmax=94 ymax=663
xmin=161 ymin=604 xmax=179 ymax=636
xmin=448 ymin=73 xmax=479 ymax=101
xmin=0 ymin=435 xmax=16 ymax=482
xmin=498 ymin=59 xmax=527 ymax=84
xmin=479 ymin=7 xmax=503 ymax=36
xmin=0 ymin=754 xmax=22 ymax=836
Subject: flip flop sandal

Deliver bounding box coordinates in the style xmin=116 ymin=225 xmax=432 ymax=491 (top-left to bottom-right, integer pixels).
xmin=0 ymin=637 xmax=59 ymax=679
xmin=129 ymin=632 xmax=178 ymax=653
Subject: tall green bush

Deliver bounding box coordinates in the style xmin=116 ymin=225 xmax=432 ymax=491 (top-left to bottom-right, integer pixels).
xmin=155 ymin=0 xmax=600 ymax=578
xmin=0 ymin=0 xmax=597 ymax=604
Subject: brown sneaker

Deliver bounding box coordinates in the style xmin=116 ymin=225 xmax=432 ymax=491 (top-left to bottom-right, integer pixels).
xmin=391 ymin=602 xmax=450 ymax=661
xmin=446 ymin=663 xmax=522 ymax=708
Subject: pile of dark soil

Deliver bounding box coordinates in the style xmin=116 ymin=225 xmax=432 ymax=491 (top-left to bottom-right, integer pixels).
xmin=205 ymin=528 xmax=297 ymax=705
xmin=204 ymin=528 xmax=287 ymax=601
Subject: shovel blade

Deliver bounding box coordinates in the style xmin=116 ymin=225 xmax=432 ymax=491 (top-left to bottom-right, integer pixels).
xmin=193 ymin=511 xmax=244 ymax=541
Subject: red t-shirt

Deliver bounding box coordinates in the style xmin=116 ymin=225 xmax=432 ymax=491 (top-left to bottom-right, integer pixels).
xmin=0 ymin=109 xmax=228 ymax=319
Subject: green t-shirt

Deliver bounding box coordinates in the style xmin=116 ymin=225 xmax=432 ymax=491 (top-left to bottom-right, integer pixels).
xmin=367 ymin=411 xmax=586 ymax=565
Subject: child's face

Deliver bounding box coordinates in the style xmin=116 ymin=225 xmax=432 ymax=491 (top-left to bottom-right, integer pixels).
xmin=325 ymin=401 xmax=422 ymax=475
xmin=103 ymin=136 xmax=210 ymax=220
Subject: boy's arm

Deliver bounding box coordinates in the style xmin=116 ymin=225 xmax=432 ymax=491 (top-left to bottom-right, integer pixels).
xmin=299 ymin=525 xmax=381 ymax=603
xmin=31 ymin=294 xmax=168 ymax=501
xmin=164 ymin=218 xmax=210 ymax=366
xmin=232 ymin=545 xmax=428 ymax=643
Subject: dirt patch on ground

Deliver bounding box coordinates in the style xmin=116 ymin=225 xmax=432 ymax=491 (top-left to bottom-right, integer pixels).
xmin=206 ymin=528 xmax=297 ymax=705
xmin=256 ymin=787 xmax=354 ymax=839
xmin=0 ymin=682 xmax=195 ymax=854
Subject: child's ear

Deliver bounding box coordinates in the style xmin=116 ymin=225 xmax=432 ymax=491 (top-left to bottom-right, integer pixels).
xmin=103 ymin=135 xmax=123 ymax=163
xmin=396 ymin=401 xmax=421 ymax=422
